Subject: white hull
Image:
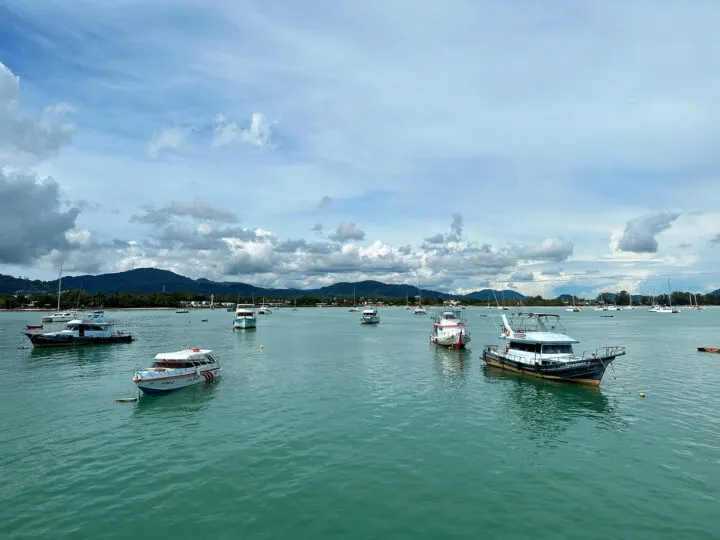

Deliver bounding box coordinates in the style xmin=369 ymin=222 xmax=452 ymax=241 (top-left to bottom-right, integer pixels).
xmin=233 ymin=317 xmax=257 ymax=329
xmin=361 ymin=316 xmax=380 ymax=324
xmin=134 ymin=367 xmax=220 ymax=394
xmin=431 ymin=331 xmax=471 ymax=347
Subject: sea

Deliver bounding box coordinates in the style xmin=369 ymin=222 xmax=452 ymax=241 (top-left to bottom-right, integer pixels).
xmin=1 ymin=306 xmax=718 ymax=539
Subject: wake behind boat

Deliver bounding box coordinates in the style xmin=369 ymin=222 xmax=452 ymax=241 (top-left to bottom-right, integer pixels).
xmin=133 ymin=348 xmax=220 ymax=394
xmin=23 ymin=313 xmax=132 ymax=348
xmin=482 ymin=312 xmax=625 ymax=385
xmin=430 ymin=309 xmax=470 ymax=349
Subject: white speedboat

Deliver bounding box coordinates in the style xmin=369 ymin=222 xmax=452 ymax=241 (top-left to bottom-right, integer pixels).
xmin=133 ymin=348 xmax=220 ymax=394
xmin=233 ymin=304 xmax=257 ymax=329
xmin=176 ymin=309 xmax=190 ymax=314
xmin=24 ymin=313 xmax=132 ymax=347
xmin=257 ymin=305 xmax=272 ymax=314
xmin=41 ymin=310 xmax=79 ymax=323
xmin=482 ymin=312 xmax=625 ymax=385
xmin=361 ymin=308 xmax=380 ymax=324
xmin=413 ymin=306 xmax=427 ymax=315
xmin=430 ymin=309 xmax=470 ymax=348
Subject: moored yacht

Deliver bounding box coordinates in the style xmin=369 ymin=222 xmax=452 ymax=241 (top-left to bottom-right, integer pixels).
xmin=482 ymin=312 xmax=625 ymax=385
xmin=24 ymin=313 xmax=132 ymax=347
xmin=233 ymin=304 xmax=257 ymax=329
xmin=133 ymin=348 xmax=220 ymax=394
xmin=430 ymin=309 xmax=470 ymax=349
xmin=361 ymin=308 xmax=380 ymax=324
xmin=41 ymin=265 xmax=78 ymax=323
xmin=413 ymin=305 xmax=427 ymax=315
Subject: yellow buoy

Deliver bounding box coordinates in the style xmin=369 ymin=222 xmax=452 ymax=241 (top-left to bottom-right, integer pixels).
xmin=260 ymin=345 xmax=264 ymax=349
xmin=639 ymin=393 xmax=646 ymax=398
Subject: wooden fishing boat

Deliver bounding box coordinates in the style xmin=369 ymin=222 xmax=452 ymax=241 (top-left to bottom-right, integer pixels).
xmin=697 ymin=347 xmax=720 ymax=354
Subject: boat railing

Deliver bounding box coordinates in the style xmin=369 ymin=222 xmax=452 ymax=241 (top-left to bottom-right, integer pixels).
xmin=485 ymin=344 xmax=626 ymax=364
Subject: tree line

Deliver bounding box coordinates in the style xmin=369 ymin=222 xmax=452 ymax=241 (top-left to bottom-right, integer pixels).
xmin=1 ymin=288 xmax=718 ymax=310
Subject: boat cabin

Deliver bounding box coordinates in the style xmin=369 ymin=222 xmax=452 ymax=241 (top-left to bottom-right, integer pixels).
xmin=153 ymin=349 xmax=217 ymax=369
xmin=362 ymin=308 xmax=378 ymax=316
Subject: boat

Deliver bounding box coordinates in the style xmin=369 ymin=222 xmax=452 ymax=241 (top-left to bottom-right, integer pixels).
xmin=23 ymin=313 xmax=132 ymax=347
xmin=133 ymin=348 xmax=220 ymax=394
xmin=41 ymin=265 xmax=80 ymax=323
xmin=413 ymin=286 xmax=427 ymax=315
xmin=565 ymin=295 xmax=581 ymax=312
xmin=292 ymin=297 xmax=298 ymax=311
xmin=233 ymin=303 xmax=257 ymax=329
xmin=405 ymin=294 xmax=411 ymax=310
xmin=361 ymin=308 xmax=380 ymax=324
xmin=26 ymin=324 xmax=43 ymax=330
xmin=176 ymin=309 xmax=190 ymax=314
xmin=430 ymin=309 xmax=470 ymax=349
xmin=697 ymin=347 xmax=720 ymax=353
xmin=257 ymin=298 xmax=272 ymax=314
xmin=349 ymin=284 xmax=360 ymax=312
xmin=481 ymin=312 xmax=625 ymax=385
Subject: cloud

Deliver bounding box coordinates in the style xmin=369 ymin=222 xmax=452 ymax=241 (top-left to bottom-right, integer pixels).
xmin=510 ymin=270 xmax=535 ymax=281
xmin=710 ymin=234 xmax=720 ymax=246
xmin=148 ymin=126 xmax=190 ymax=157
xmin=0 ymin=61 xmax=74 ymax=165
xmin=618 ymin=212 xmax=681 ymax=253
xmin=130 ymin=200 xmax=238 ymax=225
xmin=512 ymin=238 xmax=574 ymax=262
xmin=328 ymin=222 xmax=365 ymax=242
xmin=317 ymin=196 xmax=332 ymax=210
xmin=310 ymin=223 xmax=324 ymax=235
xmin=448 ymin=213 xmax=464 ymax=241
xmin=424 ymin=234 xmax=445 ymax=245
xmin=212 ymin=112 xmax=271 ymax=148
xmin=0 ymin=171 xmax=80 ymax=264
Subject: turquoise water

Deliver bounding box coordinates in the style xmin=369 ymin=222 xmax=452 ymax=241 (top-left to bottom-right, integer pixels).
xmin=1 ymin=307 xmax=719 ymax=539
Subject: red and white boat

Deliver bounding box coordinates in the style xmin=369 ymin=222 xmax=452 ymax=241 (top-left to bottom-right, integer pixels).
xmin=133 ymin=348 xmax=220 ymax=394
xmin=430 ymin=310 xmax=471 ymax=349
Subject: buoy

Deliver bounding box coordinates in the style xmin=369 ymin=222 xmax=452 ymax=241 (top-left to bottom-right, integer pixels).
xmin=260 ymin=345 xmax=264 ymax=349
xmin=639 ymin=393 xmax=646 ymax=398
xmin=116 ymin=397 xmax=138 ymax=403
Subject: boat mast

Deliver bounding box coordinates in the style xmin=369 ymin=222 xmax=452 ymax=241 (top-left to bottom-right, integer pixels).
xmin=56 ymin=264 xmax=63 ymax=311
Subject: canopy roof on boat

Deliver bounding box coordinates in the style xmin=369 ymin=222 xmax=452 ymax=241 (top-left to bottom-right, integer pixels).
xmin=362 ymin=308 xmax=377 ymax=315
xmin=154 ymin=348 xmax=213 ymax=361
xmin=503 ymin=331 xmax=579 ymax=344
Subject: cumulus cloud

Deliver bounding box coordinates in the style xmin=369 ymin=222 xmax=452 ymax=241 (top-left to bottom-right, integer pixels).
xmin=424 ymin=233 xmax=445 ymax=245
xmin=328 ymin=222 xmax=365 ymax=242
xmin=212 ymin=112 xmax=271 ymax=148
xmin=512 ymin=238 xmax=574 ymax=262
xmin=618 ymin=211 xmax=681 ymax=253
xmin=448 ymin=213 xmax=464 ymax=241
xmin=148 ymin=126 xmax=190 ymax=157
xmin=0 ymin=171 xmax=80 ymax=264
xmin=709 ymin=234 xmax=720 ymax=246
xmin=310 ymin=223 xmax=324 ymax=235
xmin=130 ymin=200 xmax=238 ymax=225
xmin=510 ymin=270 xmax=535 ymax=281
xmin=0 ymin=61 xmax=74 ymax=165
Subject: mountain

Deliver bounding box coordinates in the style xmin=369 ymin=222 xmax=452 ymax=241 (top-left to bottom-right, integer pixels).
xmin=0 ymin=268 xmax=525 ymax=300
xmin=463 ymin=289 xmax=526 ymax=301
xmin=710 ymin=288 xmax=720 ymax=296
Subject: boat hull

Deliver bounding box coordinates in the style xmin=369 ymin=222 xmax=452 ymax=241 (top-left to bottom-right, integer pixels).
xmin=23 ymin=333 xmax=133 ymax=348
xmin=698 ymin=347 xmax=720 ymax=354
xmin=361 ymin=317 xmax=380 ymax=324
xmin=482 ymin=347 xmax=617 ymax=385
xmin=134 ymin=368 xmax=220 ymax=394
xmin=431 ymin=331 xmax=471 ymax=348
xmin=233 ymin=317 xmax=257 ymax=329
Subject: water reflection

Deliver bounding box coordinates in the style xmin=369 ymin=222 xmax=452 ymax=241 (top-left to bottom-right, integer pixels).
xmin=483 ymin=367 xmax=621 ymax=447
xmin=28 ymin=344 xmax=127 ymax=366
xmin=132 ymin=382 xmax=219 ymax=419
xmin=432 ymin=346 xmax=471 ymax=380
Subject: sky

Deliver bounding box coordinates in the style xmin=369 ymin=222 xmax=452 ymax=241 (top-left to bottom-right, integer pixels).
xmin=1 ymin=0 xmax=719 ymax=297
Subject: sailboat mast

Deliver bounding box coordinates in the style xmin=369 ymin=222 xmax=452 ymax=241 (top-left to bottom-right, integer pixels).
xmin=57 ymin=264 xmax=63 ymax=311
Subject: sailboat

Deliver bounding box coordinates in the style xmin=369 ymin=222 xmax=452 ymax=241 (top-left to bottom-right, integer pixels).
xmin=413 ymin=287 xmax=427 ymax=315
xmin=405 ymin=293 xmax=411 ymax=310
xmin=257 ymin=297 xmax=272 ymax=314
xmin=292 ymin=297 xmax=298 ymax=311
xmin=42 ymin=264 xmax=78 ymax=323
xmin=349 ymin=284 xmax=359 ymax=312
xmin=565 ymin=295 xmax=581 ymax=312
xmin=653 ymin=281 xmax=680 ymax=313
xmin=210 ymin=294 xmax=214 ymax=310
